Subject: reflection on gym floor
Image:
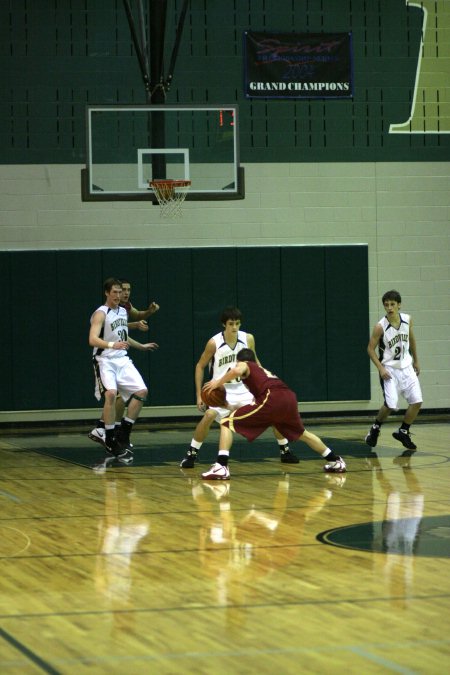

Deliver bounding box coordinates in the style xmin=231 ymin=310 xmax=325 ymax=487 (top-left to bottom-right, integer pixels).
xmin=0 ymin=421 xmax=448 ymax=673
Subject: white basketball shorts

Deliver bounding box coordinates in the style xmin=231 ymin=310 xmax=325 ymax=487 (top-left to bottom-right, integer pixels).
xmin=382 ymin=363 xmax=423 ymax=410
xmin=94 ymin=355 xmax=147 ymax=402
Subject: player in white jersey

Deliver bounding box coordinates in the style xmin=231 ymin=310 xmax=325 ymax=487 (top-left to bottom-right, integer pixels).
xmin=180 ymin=306 xmax=299 ymax=468
xmin=89 ymin=278 xmax=160 ymax=449
xmin=89 ymin=278 xmax=158 ymax=468
xmin=210 ymin=329 xmax=254 ymax=408
xmin=365 ymin=290 xmax=422 ymax=451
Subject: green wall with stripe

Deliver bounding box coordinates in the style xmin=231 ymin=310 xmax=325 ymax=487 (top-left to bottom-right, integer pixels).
xmin=0 ymin=245 xmax=369 ymax=412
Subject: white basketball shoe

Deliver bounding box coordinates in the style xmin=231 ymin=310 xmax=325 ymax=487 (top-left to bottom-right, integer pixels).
xmin=323 ymin=456 xmax=346 ymax=473
xmin=88 ymin=427 xmax=107 ymax=448
xmin=201 ymin=462 xmax=230 ymax=480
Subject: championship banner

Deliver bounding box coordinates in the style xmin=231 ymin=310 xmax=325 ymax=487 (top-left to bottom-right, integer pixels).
xmin=244 ymin=31 xmax=353 ymax=99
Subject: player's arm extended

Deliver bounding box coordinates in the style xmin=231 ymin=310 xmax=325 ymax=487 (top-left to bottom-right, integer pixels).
xmin=204 ymin=361 xmax=249 ymax=392
xmin=127 ymin=336 xmax=159 ymax=351
xmin=128 ymin=301 xmax=160 ymax=321
xmin=127 ymin=320 xmax=149 ymax=332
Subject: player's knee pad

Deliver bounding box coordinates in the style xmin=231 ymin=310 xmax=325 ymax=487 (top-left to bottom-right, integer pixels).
xmin=128 ymin=393 xmax=147 ymax=404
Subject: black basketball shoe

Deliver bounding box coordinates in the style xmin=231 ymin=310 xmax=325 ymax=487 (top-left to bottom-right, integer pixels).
xmin=280 ymin=448 xmax=300 ymax=464
xmin=392 ymin=429 xmax=417 ymax=450
xmin=180 ymin=448 xmax=198 ymax=468
xmin=365 ymin=425 xmax=380 ymax=447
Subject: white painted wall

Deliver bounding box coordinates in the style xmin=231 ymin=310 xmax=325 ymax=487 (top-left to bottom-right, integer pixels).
xmin=1 ymin=161 xmax=449 ymax=415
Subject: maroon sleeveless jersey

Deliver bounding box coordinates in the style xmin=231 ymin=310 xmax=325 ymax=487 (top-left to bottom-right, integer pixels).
xmin=243 ymin=361 xmax=290 ymax=401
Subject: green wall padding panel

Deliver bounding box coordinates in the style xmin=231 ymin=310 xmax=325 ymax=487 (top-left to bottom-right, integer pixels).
xmin=191 ymin=248 xmax=238 ymax=358
xmin=146 ymin=248 xmax=194 ymax=406
xmin=237 ymin=247 xmax=283 ymax=378
xmin=325 ymin=246 xmax=370 ymax=400
xmin=281 ymin=246 xmax=328 ymax=401
xmin=56 ymin=250 xmax=103 ymax=408
xmin=0 ymin=253 xmax=13 ymax=412
xmin=10 ymin=252 xmax=59 ymax=408
xmin=2 ymin=246 xmax=369 ymax=412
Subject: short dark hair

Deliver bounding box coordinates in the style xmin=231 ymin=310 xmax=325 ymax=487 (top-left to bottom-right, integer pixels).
xmin=103 ymin=277 xmax=122 ymax=293
xmin=221 ymin=306 xmax=242 ymax=324
xmin=382 ymin=289 xmax=402 ymax=304
xmin=119 ymin=278 xmax=131 ymax=286
xmin=237 ymin=348 xmax=256 ymax=362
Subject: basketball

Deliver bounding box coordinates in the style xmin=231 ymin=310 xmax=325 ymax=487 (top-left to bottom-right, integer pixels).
xmin=201 ymin=384 xmax=227 ymax=407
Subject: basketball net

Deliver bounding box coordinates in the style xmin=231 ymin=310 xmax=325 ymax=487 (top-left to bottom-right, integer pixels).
xmin=150 ymin=179 xmax=191 ymax=218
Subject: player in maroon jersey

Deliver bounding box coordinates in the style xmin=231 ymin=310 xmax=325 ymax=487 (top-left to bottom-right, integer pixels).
xmin=201 ymin=348 xmax=346 ymax=480
xmin=120 ymin=279 xmax=159 ymax=327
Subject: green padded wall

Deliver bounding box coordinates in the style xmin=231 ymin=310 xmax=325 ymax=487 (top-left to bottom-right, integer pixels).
xmin=2 ymin=245 xmax=369 ymax=412
xmin=0 ymin=253 xmax=13 ymax=412
xmin=281 ymin=246 xmax=328 ymax=401
xmin=56 ymin=250 xmax=103 ymax=408
xmin=325 ymin=246 xmax=370 ymax=400
xmin=191 ymin=248 xmax=238 ymax=358
xmin=237 ymin=247 xmax=283 ymax=378
xmin=146 ymin=248 xmax=194 ymax=406
xmin=10 ymin=252 xmax=59 ymax=409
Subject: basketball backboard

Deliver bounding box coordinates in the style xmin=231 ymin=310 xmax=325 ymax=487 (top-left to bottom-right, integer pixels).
xmin=81 ymin=104 xmax=244 ymax=202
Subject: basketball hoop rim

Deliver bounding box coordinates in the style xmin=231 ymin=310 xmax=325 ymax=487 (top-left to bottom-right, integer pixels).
xmin=150 ymin=179 xmax=191 ymax=188
xmin=149 ymin=178 xmax=191 ymax=217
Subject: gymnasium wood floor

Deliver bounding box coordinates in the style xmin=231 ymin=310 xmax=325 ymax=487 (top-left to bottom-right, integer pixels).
xmin=0 ymin=419 xmax=449 ymax=674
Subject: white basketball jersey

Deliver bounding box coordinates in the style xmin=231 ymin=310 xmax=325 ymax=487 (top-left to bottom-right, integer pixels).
xmin=378 ymin=312 xmax=413 ymax=369
xmin=210 ymin=330 xmax=249 ymax=393
xmin=92 ymin=304 xmax=129 ymax=359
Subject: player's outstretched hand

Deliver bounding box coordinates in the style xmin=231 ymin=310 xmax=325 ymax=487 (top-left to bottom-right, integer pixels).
xmin=137 ymin=320 xmax=149 ymax=332
xmin=148 ymin=301 xmax=160 ymax=314
xmin=142 ymin=342 xmax=159 ymax=351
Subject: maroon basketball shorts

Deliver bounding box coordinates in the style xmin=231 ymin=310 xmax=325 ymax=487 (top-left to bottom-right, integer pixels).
xmin=221 ymin=388 xmax=304 ymax=442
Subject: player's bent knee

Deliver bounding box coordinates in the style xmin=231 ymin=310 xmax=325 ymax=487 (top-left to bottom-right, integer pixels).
xmin=199 ymin=409 xmax=216 ymax=424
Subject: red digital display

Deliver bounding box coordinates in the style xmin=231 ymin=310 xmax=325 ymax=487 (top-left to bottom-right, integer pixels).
xmin=219 ymin=110 xmax=235 ymax=127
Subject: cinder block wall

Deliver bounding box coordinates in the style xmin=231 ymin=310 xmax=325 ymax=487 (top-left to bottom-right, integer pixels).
xmin=1 ymin=160 xmax=448 ymax=416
